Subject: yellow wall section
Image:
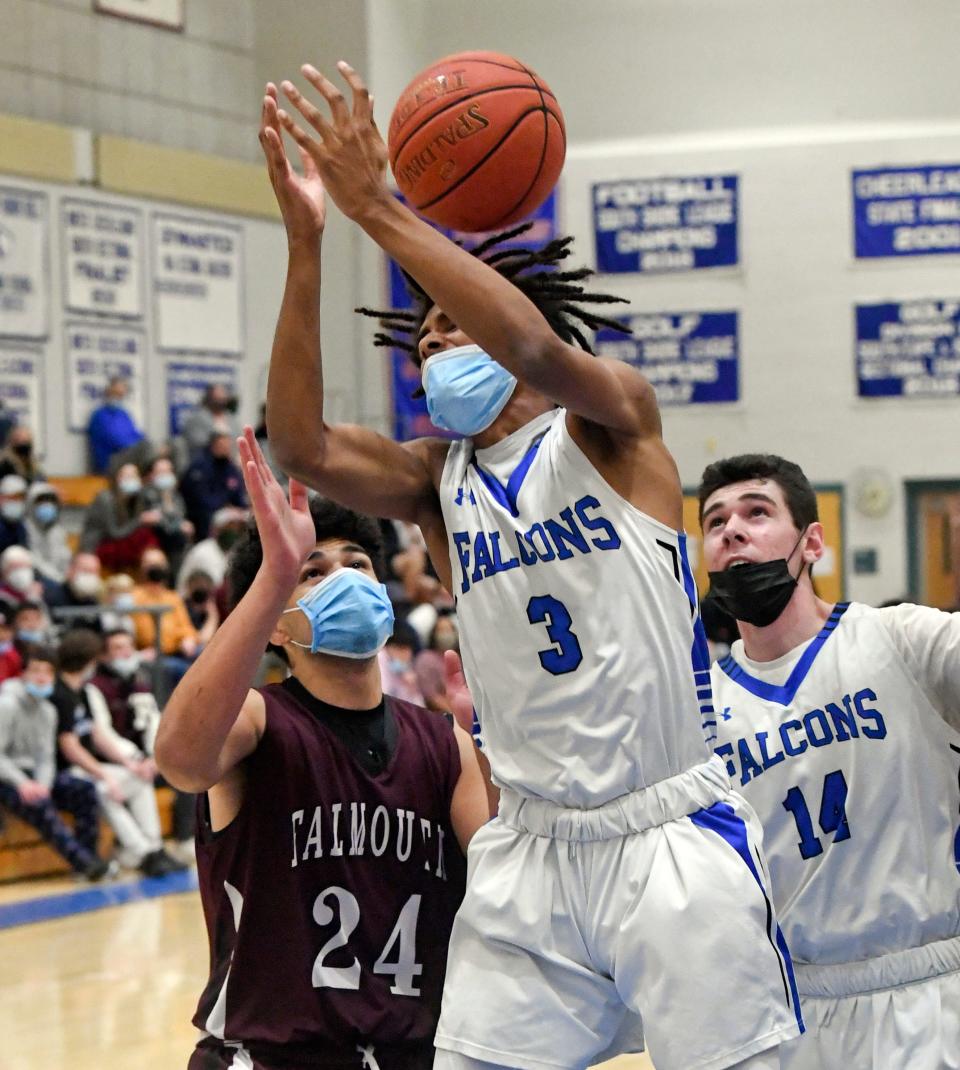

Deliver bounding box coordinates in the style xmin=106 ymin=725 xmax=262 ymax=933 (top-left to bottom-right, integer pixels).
xmin=682 ymin=490 xmax=845 ymax=603
xmin=97 ymin=136 xmax=280 ymax=219
xmin=0 ymin=113 xmax=77 ymax=183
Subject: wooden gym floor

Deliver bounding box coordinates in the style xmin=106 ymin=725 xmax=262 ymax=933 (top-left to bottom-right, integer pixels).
xmin=1 ymin=874 xmax=655 ymax=1070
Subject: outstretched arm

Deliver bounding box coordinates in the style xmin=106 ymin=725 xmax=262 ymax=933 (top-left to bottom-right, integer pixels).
xmin=275 ymin=63 xmax=659 ymax=440
xmin=155 ymin=429 xmax=314 ymax=792
xmin=260 ymin=87 xmax=442 ymax=524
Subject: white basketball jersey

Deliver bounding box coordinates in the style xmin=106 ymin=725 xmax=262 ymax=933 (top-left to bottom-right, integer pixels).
xmin=439 ymin=408 xmax=712 ymax=807
xmin=711 ymin=601 xmax=960 ymax=965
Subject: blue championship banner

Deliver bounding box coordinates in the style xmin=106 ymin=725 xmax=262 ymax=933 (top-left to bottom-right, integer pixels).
xmin=596 ymin=311 xmax=739 ymax=405
xmin=853 ymin=165 xmax=960 ymax=258
xmin=593 ymin=175 xmax=738 ymax=274
xmin=856 ymin=299 xmax=960 ymax=398
xmin=387 ymin=193 xmax=557 ymax=441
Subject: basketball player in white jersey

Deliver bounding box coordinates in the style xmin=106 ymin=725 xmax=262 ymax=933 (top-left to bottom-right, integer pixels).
xmin=259 ymin=62 xmax=802 ymax=1070
xmin=700 ymin=453 xmax=960 ymax=1070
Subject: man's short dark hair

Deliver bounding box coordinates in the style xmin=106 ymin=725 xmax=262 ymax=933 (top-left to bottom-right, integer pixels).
xmin=58 ymin=629 xmax=105 ymax=673
xmin=698 ymin=453 xmax=819 ymax=531
xmin=226 ymin=497 xmax=386 ymax=664
xmin=23 ymin=643 xmax=58 ymax=671
xmin=103 ymin=628 xmax=134 ymax=647
xmin=13 ymin=601 xmax=43 ymax=621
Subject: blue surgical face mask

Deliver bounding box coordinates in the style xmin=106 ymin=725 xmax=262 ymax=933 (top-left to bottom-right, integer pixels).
xmin=17 ymin=629 xmax=44 ymax=644
xmin=283 ymin=568 xmax=394 ymax=659
xmin=423 ymin=343 xmax=517 ymax=436
xmin=34 ymin=502 xmax=58 ymax=526
xmin=24 ymin=681 xmax=53 ymax=700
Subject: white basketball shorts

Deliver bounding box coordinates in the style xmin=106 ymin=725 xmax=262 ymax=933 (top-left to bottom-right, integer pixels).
xmin=434 ymin=755 xmax=803 ymax=1070
xmin=779 ymin=935 xmax=960 ymax=1070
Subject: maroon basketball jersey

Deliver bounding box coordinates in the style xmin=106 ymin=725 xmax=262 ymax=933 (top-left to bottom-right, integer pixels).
xmin=192 ymin=684 xmax=467 ymax=1061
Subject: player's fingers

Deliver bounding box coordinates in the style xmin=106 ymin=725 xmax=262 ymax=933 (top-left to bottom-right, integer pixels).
xmin=442 ymin=648 xmax=466 ymax=688
xmin=280 ymin=79 xmax=338 ymax=145
xmin=288 ymin=478 xmax=308 ymax=511
xmin=335 ymin=60 xmax=372 ymax=122
xmin=301 ymin=64 xmax=351 ymax=130
xmin=245 ymin=425 xmax=276 ymax=487
xmin=276 ymin=108 xmax=325 ymax=164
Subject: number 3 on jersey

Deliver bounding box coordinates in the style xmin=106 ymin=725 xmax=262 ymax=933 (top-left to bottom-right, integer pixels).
xmin=527 ymin=594 xmax=583 ymax=675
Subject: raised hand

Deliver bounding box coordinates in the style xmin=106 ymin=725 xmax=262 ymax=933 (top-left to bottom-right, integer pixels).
xmin=237 ymin=427 xmax=316 ymax=587
xmin=259 ymin=83 xmax=326 ymax=241
xmin=276 ymin=61 xmax=390 ymax=223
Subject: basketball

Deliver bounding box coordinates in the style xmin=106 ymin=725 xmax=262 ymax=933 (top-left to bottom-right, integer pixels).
xmin=387 ymin=51 xmax=566 ymax=232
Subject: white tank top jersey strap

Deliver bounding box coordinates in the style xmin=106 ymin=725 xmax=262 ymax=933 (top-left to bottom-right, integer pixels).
xmin=439 ymin=408 xmax=714 ymax=808
xmin=710 ymin=600 xmax=960 ymax=969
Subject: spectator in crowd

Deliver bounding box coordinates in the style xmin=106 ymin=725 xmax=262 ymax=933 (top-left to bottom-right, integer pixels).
xmin=46 ymin=552 xmax=105 ymax=632
xmin=24 ymin=482 xmax=70 ymax=586
xmin=53 ymin=629 xmax=185 ymax=878
xmin=377 ymin=620 xmax=425 ymax=705
xmin=0 ymin=475 xmax=29 ymax=554
xmin=0 ymin=547 xmax=46 ymax=611
xmin=175 ymin=505 xmax=246 ymax=596
xmin=142 ymin=454 xmax=194 ymax=561
xmin=0 ymin=645 xmax=114 ymax=881
xmin=414 ymin=613 xmax=460 ymax=713
xmin=179 ymin=432 xmax=247 ymax=541
xmin=12 ymin=602 xmax=52 ymax=660
xmin=181 ymin=384 xmax=240 ymax=462
xmin=131 ymin=548 xmax=199 ymax=689
xmin=0 ymin=607 xmax=22 ymax=682
xmin=87 ymin=376 xmax=148 ymax=475
xmin=0 ymin=425 xmax=44 ymax=484
xmin=81 ymin=462 xmax=160 ymax=572
xmin=181 ymin=570 xmax=220 ymax=645
xmin=93 ymin=627 xmax=194 ymax=848
xmin=91 ymin=629 xmax=160 ymax=760
xmin=100 ymin=574 xmax=136 ymax=635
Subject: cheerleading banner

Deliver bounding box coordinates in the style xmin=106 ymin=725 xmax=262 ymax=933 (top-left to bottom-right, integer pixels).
xmin=852 ymin=165 xmax=960 ymax=259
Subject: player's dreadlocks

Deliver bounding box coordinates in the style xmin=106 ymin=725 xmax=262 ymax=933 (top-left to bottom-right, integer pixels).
xmin=355 ymin=222 xmax=631 ymax=396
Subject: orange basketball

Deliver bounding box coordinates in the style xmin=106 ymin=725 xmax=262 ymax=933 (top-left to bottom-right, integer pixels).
xmin=387 ymin=51 xmax=566 ymax=232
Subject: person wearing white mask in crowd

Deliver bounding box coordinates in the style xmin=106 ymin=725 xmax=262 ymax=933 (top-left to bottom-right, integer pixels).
xmin=0 ymin=474 xmax=29 ymax=554
xmin=0 ymin=546 xmax=44 ymax=611
xmin=81 ymin=462 xmax=162 ymax=572
xmin=142 ymin=455 xmax=194 ymax=568
xmin=46 ymin=552 xmax=106 ymax=632
xmin=175 ymin=505 xmax=247 ymax=597
xmin=24 ymin=482 xmax=71 ymax=586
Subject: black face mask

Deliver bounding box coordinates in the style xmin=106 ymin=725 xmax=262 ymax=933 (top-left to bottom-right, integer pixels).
xmin=145 ymin=566 xmax=170 ymax=585
xmin=707 ymin=530 xmax=808 ymax=628
xmin=12 ymin=444 xmax=31 ymax=458
xmin=189 ymin=588 xmax=211 ymax=606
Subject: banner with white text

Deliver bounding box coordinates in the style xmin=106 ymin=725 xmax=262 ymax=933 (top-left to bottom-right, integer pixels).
xmin=66 ymin=322 xmax=147 ymax=432
xmin=152 ymin=214 xmax=243 ymax=355
xmin=0 ymin=188 xmax=48 ymax=340
xmin=165 ymin=359 xmax=238 ymax=437
xmin=0 ymin=346 xmax=44 ymax=445
xmin=856 ymin=299 xmax=960 ymax=398
xmin=596 ymin=311 xmax=739 ymax=405
xmin=62 ymin=199 xmax=143 ymax=318
xmin=593 ymin=175 xmax=739 ymax=274
xmin=853 ymin=165 xmax=960 ymax=258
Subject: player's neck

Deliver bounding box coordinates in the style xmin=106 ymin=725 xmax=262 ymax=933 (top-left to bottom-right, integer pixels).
xmin=472 ymin=390 xmax=555 ymax=449
xmin=291 ymin=653 xmax=383 ymax=710
xmin=737 ymin=584 xmax=834 ymax=663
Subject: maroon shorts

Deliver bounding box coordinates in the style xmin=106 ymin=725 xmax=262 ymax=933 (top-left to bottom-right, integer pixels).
xmin=188 ymin=1035 xmax=435 ymax=1070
